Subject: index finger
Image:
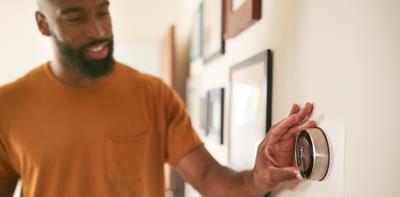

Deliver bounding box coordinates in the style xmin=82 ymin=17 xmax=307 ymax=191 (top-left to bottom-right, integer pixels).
xmin=268 ymin=114 xmax=299 ymax=144
xmin=289 ymin=103 xmax=300 ymax=115
xmin=297 ymin=102 xmax=313 ymax=122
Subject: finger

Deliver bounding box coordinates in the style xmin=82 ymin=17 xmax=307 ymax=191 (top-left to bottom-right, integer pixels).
xmin=268 ymin=115 xmax=299 ymax=144
xmin=297 ymin=102 xmax=314 ymax=122
xmin=268 ymin=103 xmax=302 ymax=133
xmin=281 ymin=120 xmax=317 ymax=141
xmin=289 ymin=103 xmax=300 ymax=115
xmin=270 ymin=166 xmax=301 ymax=183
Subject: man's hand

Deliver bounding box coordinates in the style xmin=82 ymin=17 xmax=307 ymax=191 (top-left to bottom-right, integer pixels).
xmin=251 ymin=103 xmax=316 ymax=193
xmin=176 ymin=103 xmax=315 ymax=196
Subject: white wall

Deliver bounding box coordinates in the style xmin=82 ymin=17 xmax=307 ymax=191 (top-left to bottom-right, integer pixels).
xmin=177 ymin=0 xmax=400 ymax=196
xmin=0 ymin=1 xmax=52 ymax=85
xmin=114 ymin=43 xmax=160 ymax=76
xmin=0 ymin=1 xmax=165 ymax=86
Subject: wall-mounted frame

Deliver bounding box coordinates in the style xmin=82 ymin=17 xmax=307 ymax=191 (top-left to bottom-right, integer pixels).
xmin=229 ymin=50 xmax=273 ymax=170
xmin=203 ymin=0 xmax=225 ymax=63
xmin=206 ymin=88 xmax=225 ymax=144
xmin=224 ymin=0 xmax=262 ymax=38
xmin=190 ymin=2 xmax=204 ymax=62
xmin=160 ymin=26 xmax=176 ymax=86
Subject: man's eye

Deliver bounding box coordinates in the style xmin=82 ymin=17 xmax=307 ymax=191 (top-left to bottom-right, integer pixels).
xmin=98 ymin=12 xmax=109 ymax=17
xmin=64 ymin=14 xmax=84 ymax=22
xmin=68 ymin=17 xmax=84 ymax=22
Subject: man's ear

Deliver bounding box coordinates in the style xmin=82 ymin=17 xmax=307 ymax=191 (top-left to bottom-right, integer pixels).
xmin=35 ymin=11 xmax=51 ymax=36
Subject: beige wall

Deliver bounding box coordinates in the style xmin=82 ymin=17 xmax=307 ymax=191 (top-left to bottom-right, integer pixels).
xmin=177 ymin=0 xmax=400 ymax=196
xmin=110 ymin=0 xmax=181 ymax=43
xmin=0 ymin=1 xmax=52 ymax=85
xmin=0 ymin=0 xmax=174 ymax=85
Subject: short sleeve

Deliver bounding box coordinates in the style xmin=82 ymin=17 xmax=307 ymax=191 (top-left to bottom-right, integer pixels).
xmin=162 ymin=84 xmax=203 ymax=166
xmin=0 ymin=131 xmax=19 ymax=178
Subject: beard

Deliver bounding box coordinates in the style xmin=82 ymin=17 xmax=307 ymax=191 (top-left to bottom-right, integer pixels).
xmin=54 ymin=36 xmax=114 ymax=79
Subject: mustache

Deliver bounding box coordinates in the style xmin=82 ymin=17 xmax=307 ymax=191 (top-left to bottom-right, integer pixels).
xmin=79 ymin=37 xmax=113 ymax=51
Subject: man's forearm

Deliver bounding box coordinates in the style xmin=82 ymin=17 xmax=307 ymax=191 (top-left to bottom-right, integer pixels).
xmin=201 ymin=163 xmax=266 ymax=197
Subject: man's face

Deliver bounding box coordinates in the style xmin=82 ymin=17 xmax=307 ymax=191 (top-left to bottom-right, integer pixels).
xmin=39 ymin=0 xmax=114 ymax=78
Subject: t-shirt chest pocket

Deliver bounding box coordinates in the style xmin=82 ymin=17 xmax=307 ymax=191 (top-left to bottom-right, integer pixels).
xmin=105 ymin=128 xmax=149 ymax=182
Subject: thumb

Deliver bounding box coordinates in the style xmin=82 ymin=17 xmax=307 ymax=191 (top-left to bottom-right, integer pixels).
xmin=269 ymin=166 xmax=302 ymax=183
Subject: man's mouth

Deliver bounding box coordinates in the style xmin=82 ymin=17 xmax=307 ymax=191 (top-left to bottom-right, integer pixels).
xmin=84 ymin=41 xmax=109 ymax=60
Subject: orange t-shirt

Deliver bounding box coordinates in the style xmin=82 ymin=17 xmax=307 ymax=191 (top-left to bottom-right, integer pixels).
xmin=0 ymin=61 xmax=203 ymax=196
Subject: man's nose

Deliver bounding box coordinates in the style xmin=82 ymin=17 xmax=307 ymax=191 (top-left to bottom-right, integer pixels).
xmin=85 ymin=18 xmax=106 ymax=39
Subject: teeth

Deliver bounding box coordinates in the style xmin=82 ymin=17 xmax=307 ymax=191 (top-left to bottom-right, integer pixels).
xmin=90 ymin=46 xmax=104 ymax=52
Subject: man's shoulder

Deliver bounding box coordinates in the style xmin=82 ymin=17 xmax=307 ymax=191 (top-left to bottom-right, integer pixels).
xmin=0 ymin=64 xmax=46 ymax=115
xmin=0 ymin=64 xmax=45 ymax=100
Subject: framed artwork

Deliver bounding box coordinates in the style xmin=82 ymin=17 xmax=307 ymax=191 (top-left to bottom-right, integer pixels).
xmin=190 ymin=2 xmax=204 ymax=62
xmin=160 ymin=26 xmax=175 ymax=86
xmin=206 ymin=88 xmax=225 ymax=144
xmin=229 ymin=50 xmax=273 ymax=171
xmin=224 ymin=0 xmax=262 ymax=38
xmin=203 ymin=0 xmax=225 ymax=63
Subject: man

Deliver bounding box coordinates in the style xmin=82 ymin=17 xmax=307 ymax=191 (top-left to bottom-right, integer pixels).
xmin=0 ymin=0 xmax=315 ymax=196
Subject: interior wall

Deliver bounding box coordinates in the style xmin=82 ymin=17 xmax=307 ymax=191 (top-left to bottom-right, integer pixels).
xmin=0 ymin=1 xmax=162 ymax=86
xmin=176 ymin=0 xmax=400 ymax=196
xmin=110 ymin=0 xmax=181 ymax=43
xmin=114 ymin=43 xmax=160 ymax=76
xmin=0 ymin=1 xmax=52 ymax=85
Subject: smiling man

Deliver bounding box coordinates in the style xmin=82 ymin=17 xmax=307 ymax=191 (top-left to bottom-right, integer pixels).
xmin=0 ymin=0 xmax=315 ymax=196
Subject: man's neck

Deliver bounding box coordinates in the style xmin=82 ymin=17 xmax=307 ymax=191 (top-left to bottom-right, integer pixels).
xmin=48 ymin=59 xmax=107 ymax=87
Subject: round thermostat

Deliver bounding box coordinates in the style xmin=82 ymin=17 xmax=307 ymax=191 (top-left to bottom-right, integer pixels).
xmin=295 ymin=127 xmax=330 ymax=181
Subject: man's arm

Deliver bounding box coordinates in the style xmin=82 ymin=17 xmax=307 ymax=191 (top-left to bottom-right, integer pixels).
xmin=0 ymin=177 xmax=18 ymax=197
xmin=175 ymin=103 xmax=315 ymax=196
xmin=176 ymin=146 xmax=262 ymax=196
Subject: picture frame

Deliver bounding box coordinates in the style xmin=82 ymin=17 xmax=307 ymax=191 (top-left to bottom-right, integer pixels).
xmin=224 ymin=0 xmax=262 ymax=38
xmin=206 ymin=88 xmax=225 ymax=144
xmin=203 ymin=0 xmax=225 ymax=63
xmin=160 ymin=26 xmax=175 ymax=86
xmin=228 ymin=50 xmax=273 ymax=170
xmin=190 ymin=2 xmax=204 ymax=62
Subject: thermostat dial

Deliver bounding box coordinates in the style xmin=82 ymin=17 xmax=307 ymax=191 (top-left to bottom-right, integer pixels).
xmin=295 ymin=128 xmax=330 ymax=181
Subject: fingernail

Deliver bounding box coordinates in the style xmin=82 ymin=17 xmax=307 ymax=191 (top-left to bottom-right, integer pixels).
xmin=296 ymin=173 xmax=304 ymax=181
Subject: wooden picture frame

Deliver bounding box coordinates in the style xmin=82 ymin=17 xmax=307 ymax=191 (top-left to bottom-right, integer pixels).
xmin=160 ymin=26 xmax=176 ymax=86
xmin=203 ymin=0 xmax=225 ymax=63
xmin=228 ymin=50 xmax=273 ymax=170
xmin=224 ymin=0 xmax=262 ymax=38
xmin=206 ymin=88 xmax=225 ymax=144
